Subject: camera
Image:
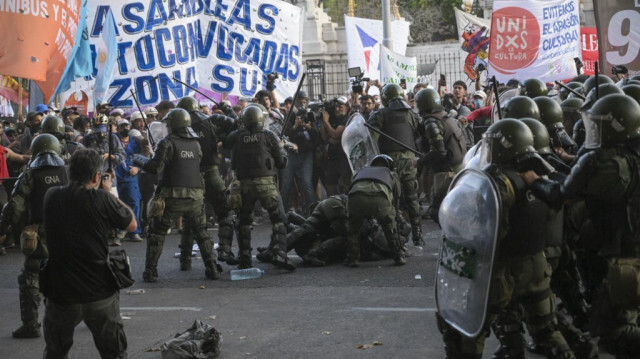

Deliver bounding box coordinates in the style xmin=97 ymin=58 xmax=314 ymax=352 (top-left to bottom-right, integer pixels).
xmin=266 ymin=72 xmax=279 ymax=91
xmin=348 ymin=67 xmax=370 ymax=94
xmin=612 ymin=65 xmax=628 ymax=75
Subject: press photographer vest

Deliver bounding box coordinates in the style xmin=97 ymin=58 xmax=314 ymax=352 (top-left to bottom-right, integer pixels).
xmin=162 ymin=137 xmax=202 ymax=188
xmin=233 ymin=129 xmax=277 ymax=180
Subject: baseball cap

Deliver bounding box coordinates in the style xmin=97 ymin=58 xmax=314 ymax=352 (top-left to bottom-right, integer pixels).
xmin=110 ymin=108 xmax=124 ymax=116
xmin=34 ymin=104 xmax=49 ymax=113
xmin=117 ymin=119 xmax=130 ymax=127
xmin=144 ymin=107 xmax=158 ymax=116
xmin=336 ymin=96 xmax=349 ymax=105
xmin=26 ymin=111 xmax=43 ymax=122
xmin=473 ymin=90 xmax=487 ymax=99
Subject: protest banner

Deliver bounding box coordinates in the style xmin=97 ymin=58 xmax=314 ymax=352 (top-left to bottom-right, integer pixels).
xmin=454 ymin=8 xmax=491 ymax=82
xmin=593 ymin=1 xmax=640 ymax=76
xmin=0 ymin=0 xmax=84 ymax=101
xmin=488 ymin=0 xmax=581 ymax=83
xmin=379 ymin=46 xmax=417 ymax=92
xmin=60 ymin=0 xmax=303 ymax=109
xmin=581 ymin=27 xmax=598 ymax=76
xmin=344 ymin=15 xmax=410 ymax=82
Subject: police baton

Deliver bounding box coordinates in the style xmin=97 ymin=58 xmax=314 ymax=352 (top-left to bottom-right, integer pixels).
xmin=554 ymin=81 xmax=586 ymax=100
xmin=363 ymin=123 xmax=422 ymax=156
xmin=491 ymin=76 xmax=502 ymax=120
xmin=129 ymin=89 xmax=156 ymax=148
xmin=172 ymin=77 xmax=220 ymax=106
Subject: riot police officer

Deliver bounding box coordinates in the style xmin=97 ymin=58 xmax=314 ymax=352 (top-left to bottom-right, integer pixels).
xmin=176 ymin=96 xmax=239 ymax=267
xmin=223 ymin=104 xmax=290 ymax=270
xmin=534 ymin=96 xmax=578 ymax=158
xmin=414 ymin=88 xmax=467 ymax=223
xmin=0 ymin=134 xmax=69 ymax=338
xmin=41 ymin=115 xmax=84 ymax=163
xmin=520 ymin=78 xmax=549 ymax=98
xmin=134 ymin=108 xmax=220 ymax=282
xmin=368 ymin=84 xmax=425 ymax=245
xmin=345 ymin=154 xmax=405 ymax=267
xmin=437 ymin=119 xmax=575 ymax=359
xmin=523 ymin=94 xmax=640 ymax=357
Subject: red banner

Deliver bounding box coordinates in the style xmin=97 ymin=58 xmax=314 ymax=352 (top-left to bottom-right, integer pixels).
xmin=0 ymin=76 xmax=29 ymax=107
xmin=0 ymin=0 xmax=83 ymax=101
xmin=581 ymin=27 xmax=598 ymax=76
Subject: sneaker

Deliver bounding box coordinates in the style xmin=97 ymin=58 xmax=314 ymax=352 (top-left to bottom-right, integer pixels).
xmin=110 ymin=238 xmax=122 ymax=247
xmin=117 ymin=230 xmax=127 ymax=240
xmin=12 ymin=325 xmax=40 ymax=339
xmin=0 ymin=246 xmax=6 ymax=256
xmin=128 ymin=234 xmax=143 ymax=242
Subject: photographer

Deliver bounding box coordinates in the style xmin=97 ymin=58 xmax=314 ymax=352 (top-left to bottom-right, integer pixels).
xmin=319 ymin=96 xmax=351 ymax=196
xmin=280 ymin=96 xmax=320 ymax=216
xmin=255 ymin=90 xmax=285 ymax=134
xmin=41 ymin=149 xmax=136 ymax=358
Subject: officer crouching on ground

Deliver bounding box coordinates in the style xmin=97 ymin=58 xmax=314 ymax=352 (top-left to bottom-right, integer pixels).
xmin=134 ymin=108 xmax=220 ymax=282
xmin=223 ymin=104 xmax=291 ymax=270
xmin=345 ymin=154 xmax=406 ymax=267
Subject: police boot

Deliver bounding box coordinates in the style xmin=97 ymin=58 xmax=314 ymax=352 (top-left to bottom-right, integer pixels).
xmin=179 ymin=250 xmax=192 ymax=271
xmin=412 ymin=225 xmax=425 ymax=246
xmin=256 ymin=250 xmax=273 ymax=264
xmin=553 ymin=312 xmax=598 ymax=359
xmin=491 ymin=319 xmax=526 ymax=359
xmin=217 ymin=250 xmax=239 ymax=265
xmin=142 ymin=267 xmax=158 ymax=283
xmin=205 ymin=261 xmax=220 ymax=280
xmin=344 ymin=253 xmax=359 ymax=268
xmin=13 ymin=275 xmax=40 ymax=338
xmin=302 ymin=247 xmax=326 ymax=267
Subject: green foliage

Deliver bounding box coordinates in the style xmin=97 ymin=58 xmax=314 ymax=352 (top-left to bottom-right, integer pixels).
xmin=408 ymin=0 xmax=463 ymax=23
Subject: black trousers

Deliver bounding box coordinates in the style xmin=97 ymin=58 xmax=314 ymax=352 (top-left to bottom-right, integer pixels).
xmin=43 ymin=292 xmax=127 ymax=359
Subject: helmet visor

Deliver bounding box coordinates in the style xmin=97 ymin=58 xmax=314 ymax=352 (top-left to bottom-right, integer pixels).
xmin=479 ymin=132 xmax=496 ymax=167
xmin=582 ymin=111 xmax=611 ymax=149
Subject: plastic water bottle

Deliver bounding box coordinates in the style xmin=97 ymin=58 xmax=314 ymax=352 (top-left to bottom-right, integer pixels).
xmin=230 ymin=268 xmax=265 ymax=280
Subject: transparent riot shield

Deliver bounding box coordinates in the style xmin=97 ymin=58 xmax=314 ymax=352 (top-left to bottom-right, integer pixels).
xmin=341 ymin=113 xmax=379 ymax=174
xmin=436 ymin=168 xmax=500 ymax=337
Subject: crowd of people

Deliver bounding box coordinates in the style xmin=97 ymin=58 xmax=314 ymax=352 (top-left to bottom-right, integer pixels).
xmin=1 ymin=68 xmax=640 ymax=358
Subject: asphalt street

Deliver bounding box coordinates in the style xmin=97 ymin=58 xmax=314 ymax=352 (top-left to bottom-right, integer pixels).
xmin=0 ymin=218 xmax=612 ymax=358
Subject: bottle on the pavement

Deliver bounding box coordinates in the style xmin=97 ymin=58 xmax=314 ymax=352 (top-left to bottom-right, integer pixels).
xmin=230 ymin=268 xmax=265 ymax=280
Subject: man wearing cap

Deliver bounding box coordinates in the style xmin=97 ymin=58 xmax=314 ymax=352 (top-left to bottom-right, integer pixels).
xmin=19 ymin=111 xmax=44 ymax=154
xmin=61 ymin=107 xmax=79 ymax=126
xmin=148 ymin=101 xmax=175 ymax=149
xmin=320 ymin=95 xmax=351 ymax=196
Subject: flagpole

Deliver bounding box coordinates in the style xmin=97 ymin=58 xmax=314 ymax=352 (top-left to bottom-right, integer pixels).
xmin=382 ymin=0 xmax=393 ymax=49
xmin=17 ymin=77 xmax=23 ymax=118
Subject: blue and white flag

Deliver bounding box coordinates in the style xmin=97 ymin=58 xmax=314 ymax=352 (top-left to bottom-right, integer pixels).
xmin=93 ymin=9 xmax=118 ymax=106
xmin=50 ymin=1 xmax=92 ymax=102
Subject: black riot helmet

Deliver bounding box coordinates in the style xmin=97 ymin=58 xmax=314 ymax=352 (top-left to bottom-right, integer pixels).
xmin=177 ymin=96 xmax=199 ymax=112
xmin=520 ymin=118 xmax=552 ymax=155
xmin=583 ymin=74 xmax=615 ymax=95
xmin=166 ymin=108 xmax=192 ymax=134
xmin=241 ymin=104 xmax=267 ymax=132
xmin=533 ymin=96 xmax=564 ymax=130
xmin=621 ymin=84 xmax=640 ymax=105
xmin=581 ymin=83 xmax=624 ymax=110
xmin=370 ymin=154 xmax=394 ymax=170
xmin=30 ymin=133 xmax=61 ymax=157
xmin=561 ymin=97 xmax=584 ymax=136
xmin=381 ymin=84 xmax=404 ymax=106
xmin=583 ymin=94 xmax=640 ymax=148
xmin=559 ymin=82 xmax=584 ymax=101
xmin=481 ymin=118 xmax=536 ymax=165
xmin=41 ymin=115 xmax=65 ymax=139
xmin=502 ymin=96 xmax=541 ymax=120
xmin=414 ymin=88 xmax=443 ymax=115
xmin=521 ymin=78 xmax=548 ymax=98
